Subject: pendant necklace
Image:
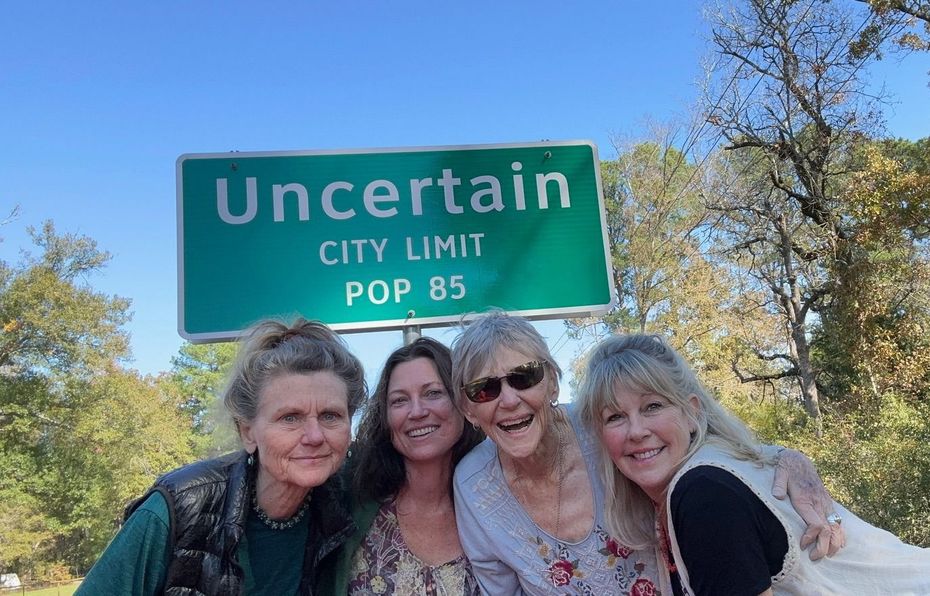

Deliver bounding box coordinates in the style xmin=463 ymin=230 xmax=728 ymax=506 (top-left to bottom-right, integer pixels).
xmin=554 ymin=417 xmax=565 ymax=540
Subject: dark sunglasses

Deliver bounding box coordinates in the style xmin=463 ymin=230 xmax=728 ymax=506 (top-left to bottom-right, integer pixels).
xmin=462 ymin=360 xmax=546 ymax=403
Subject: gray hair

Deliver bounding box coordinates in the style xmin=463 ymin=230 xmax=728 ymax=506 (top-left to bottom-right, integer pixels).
xmin=576 ymin=333 xmax=761 ymax=549
xmin=451 ymin=310 xmax=562 ymax=408
xmin=222 ymin=318 xmax=367 ymax=426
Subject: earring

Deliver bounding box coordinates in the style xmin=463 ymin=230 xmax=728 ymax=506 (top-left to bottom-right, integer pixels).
xmin=247 ymin=452 xmax=255 ymax=466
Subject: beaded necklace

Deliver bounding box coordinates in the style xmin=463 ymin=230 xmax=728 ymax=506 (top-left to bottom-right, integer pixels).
xmin=251 ymin=487 xmax=311 ymax=531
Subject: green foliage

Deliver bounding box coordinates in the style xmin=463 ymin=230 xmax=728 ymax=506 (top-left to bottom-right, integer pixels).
xmin=733 ymin=392 xmax=930 ymax=547
xmin=816 ymin=139 xmax=930 ymax=410
xmin=38 ymin=370 xmax=195 ymax=569
xmin=0 ymin=222 xmax=131 ymax=376
xmin=0 ymin=223 xmax=196 ymax=579
xmin=816 ymin=397 xmax=930 ymax=547
xmin=754 ymin=395 xmax=930 ymax=547
xmin=160 ymin=341 xmax=239 ymax=456
xmin=882 ymin=136 xmax=930 ymax=175
xmin=593 ymin=140 xmax=714 ymax=333
xmin=0 ymin=487 xmax=56 ymax=576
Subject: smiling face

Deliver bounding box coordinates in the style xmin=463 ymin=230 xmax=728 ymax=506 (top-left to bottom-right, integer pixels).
xmin=386 ymin=357 xmax=464 ymax=465
xmin=239 ymin=371 xmax=351 ymax=493
xmin=600 ymin=387 xmax=697 ymax=502
xmin=462 ymin=347 xmax=557 ymax=461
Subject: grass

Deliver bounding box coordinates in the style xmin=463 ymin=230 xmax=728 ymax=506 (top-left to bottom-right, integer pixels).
xmin=15 ymin=581 xmax=80 ymax=596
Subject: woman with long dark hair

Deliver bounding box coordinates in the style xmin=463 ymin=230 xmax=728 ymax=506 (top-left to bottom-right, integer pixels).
xmin=329 ymin=337 xmax=483 ymax=595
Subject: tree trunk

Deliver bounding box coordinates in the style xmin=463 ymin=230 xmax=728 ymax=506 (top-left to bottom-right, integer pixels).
xmin=789 ymin=322 xmax=823 ymax=436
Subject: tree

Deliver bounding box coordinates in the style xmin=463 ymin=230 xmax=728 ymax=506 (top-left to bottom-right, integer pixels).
xmin=0 ymin=221 xmax=131 ymax=377
xmin=41 ymin=369 xmax=194 ymax=570
xmin=700 ymin=0 xmax=908 ymax=430
xmin=708 ymin=148 xmax=835 ymax=428
xmin=161 ymin=341 xmax=238 ymax=456
xmin=0 ymin=223 xmax=134 ymax=574
xmin=815 ymin=138 xmax=930 ymax=408
xmin=569 ymin=132 xmax=726 ymax=333
xmin=608 ymin=139 xmax=712 ymax=332
xmin=0 ymin=223 xmax=195 ymax=578
xmin=852 ymin=0 xmax=930 ymax=58
xmin=567 ymin=131 xmax=781 ymax=407
xmin=700 ymin=1 xmax=930 ymax=538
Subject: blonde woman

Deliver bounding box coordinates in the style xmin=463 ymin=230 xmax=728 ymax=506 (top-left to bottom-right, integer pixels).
xmin=578 ymin=333 xmax=929 ymax=595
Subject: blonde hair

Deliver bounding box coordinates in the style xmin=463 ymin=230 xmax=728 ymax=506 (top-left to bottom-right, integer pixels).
xmin=576 ymin=333 xmax=763 ymax=548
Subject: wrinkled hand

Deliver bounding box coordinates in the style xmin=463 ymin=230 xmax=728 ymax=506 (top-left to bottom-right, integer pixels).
xmin=771 ymin=448 xmax=846 ymax=560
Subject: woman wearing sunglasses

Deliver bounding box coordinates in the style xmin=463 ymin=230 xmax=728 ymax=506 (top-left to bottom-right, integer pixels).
xmin=450 ymin=310 xmax=845 ymax=595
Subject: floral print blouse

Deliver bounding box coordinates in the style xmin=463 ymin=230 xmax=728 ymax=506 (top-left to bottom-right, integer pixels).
xmin=347 ymin=501 xmax=480 ymax=596
xmin=453 ymin=403 xmax=662 ymax=595
xmin=532 ymin=527 xmax=658 ymax=595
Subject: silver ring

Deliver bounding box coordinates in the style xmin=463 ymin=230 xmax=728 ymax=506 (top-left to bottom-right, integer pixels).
xmin=827 ymin=513 xmax=842 ymax=525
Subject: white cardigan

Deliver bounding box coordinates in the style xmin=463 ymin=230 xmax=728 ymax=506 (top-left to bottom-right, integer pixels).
xmin=665 ymin=443 xmax=930 ymax=596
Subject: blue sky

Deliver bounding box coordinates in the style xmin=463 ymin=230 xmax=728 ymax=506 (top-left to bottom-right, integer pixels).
xmin=2 ymin=1 xmax=928 ymax=392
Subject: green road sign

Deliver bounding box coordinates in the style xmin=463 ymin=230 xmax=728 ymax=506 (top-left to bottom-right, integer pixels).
xmin=177 ymin=141 xmax=614 ymax=341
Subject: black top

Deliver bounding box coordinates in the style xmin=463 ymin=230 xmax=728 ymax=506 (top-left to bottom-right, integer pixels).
xmin=668 ymin=465 xmax=789 ymax=596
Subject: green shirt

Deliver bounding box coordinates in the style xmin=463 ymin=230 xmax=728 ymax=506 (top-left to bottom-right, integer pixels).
xmin=78 ymin=492 xmax=309 ymax=595
xmin=76 ymin=492 xmax=170 ymax=596
xmin=241 ymin=502 xmax=308 ymax=594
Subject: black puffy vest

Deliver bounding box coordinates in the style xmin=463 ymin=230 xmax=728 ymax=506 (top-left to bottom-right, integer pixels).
xmin=125 ymin=451 xmax=354 ymax=596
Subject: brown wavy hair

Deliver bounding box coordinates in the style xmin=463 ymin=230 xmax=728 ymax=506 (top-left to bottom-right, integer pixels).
xmin=352 ymin=337 xmax=484 ymax=502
